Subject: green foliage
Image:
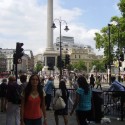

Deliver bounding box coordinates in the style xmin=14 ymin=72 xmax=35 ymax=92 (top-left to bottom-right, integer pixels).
xmin=72 ymin=60 xmax=87 ymax=71
xmin=118 ymin=0 xmax=125 ymax=17
xmin=34 ymin=62 xmax=43 ymax=73
xmin=66 ymin=64 xmax=74 ymax=71
xmin=91 ymin=60 xmax=106 ymax=72
xmin=94 ymin=0 xmax=125 ymax=62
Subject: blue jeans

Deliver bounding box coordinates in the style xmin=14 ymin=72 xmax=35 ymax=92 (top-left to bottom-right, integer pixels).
xmin=24 ymin=118 xmax=42 ymax=125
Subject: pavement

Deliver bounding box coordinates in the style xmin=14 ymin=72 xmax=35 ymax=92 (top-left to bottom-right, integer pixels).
xmin=0 ymin=109 xmax=125 ymax=125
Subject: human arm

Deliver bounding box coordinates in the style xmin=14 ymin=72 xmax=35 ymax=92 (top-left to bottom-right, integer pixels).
xmin=41 ymin=95 xmax=47 ymax=125
xmin=20 ymin=94 xmax=25 ymax=125
xmin=70 ymin=92 xmax=80 ymax=116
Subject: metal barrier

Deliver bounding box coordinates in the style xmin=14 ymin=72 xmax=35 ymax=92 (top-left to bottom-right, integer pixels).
xmin=52 ymin=88 xmax=125 ymax=121
xmin=103 ymin=91 xmax=125 ymax=121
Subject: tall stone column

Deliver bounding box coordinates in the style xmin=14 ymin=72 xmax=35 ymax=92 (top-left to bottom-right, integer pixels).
xmin=42 ymin=0 xmax=58 ymax=73
xmin=46 ymin=0 xmax=54 ymax=51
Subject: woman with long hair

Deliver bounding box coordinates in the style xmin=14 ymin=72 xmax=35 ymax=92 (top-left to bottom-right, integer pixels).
xmin=70 ymin=75 xmax=92 ymax=125
xmin=54 ymin=80 xmax=69 ymax=125
xmin=20 ymin=74 xmax=47 ymax=125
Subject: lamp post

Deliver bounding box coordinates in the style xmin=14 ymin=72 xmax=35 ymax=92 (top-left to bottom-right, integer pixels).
xmin=108 ymin=21 xmax=122 ymax=82
xmin=51 ymin=18 xmax=69 ymax=81
xmin=108 ymin=24 xmax=112 ymax=85
xmin=117 ymin=23 xmax=121 ymax=82
xmin=108 ymin=21 xmax=121 ymax=82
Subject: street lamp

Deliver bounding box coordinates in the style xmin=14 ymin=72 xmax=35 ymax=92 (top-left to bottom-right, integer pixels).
xmin=108 ymin=23 xmax=112 ymax=85
xmin=51 ymin=18 xmax=69 ymax=81
xmin=117 ymin=23 xmax=121 ymax=82
xmin=108 ymin=21 xmax=121 ymax=82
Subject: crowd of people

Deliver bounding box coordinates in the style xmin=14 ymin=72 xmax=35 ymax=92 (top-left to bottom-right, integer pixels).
xmin=0 ymin=74 xmax=47 ymax=125
xmin=0 ymin=72 xmax=125 ymax=125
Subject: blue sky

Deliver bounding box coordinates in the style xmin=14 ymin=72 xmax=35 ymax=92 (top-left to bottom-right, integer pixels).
xmin=0 ymin=0 xmax=121 ymax=55
xmin=56 ymin=0 xmax=121 ymax=29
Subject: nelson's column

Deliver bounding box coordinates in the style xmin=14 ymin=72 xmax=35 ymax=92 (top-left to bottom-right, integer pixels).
xmin=42 ymin=0 xmax=58 ymax=73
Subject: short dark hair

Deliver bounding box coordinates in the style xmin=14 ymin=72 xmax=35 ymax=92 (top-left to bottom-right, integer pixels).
xmin=111 ymin=76 xmax=116 ymax=82
xmin=20 ymin=75 xmax=27 ymax=83
xmin=2 ymin=78 xmax=7 ymax=83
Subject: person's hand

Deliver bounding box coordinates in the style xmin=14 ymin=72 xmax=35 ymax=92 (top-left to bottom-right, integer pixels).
xmin=43 ymin=119 xmax=47 ymax=125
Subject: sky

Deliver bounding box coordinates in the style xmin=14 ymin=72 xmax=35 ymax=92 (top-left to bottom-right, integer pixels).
xmin=0 ymin=0 xmax=121 ymax=56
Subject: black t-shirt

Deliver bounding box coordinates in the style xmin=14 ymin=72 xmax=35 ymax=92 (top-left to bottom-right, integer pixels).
xmin=0 ymin=82 xmax=7 ymax=97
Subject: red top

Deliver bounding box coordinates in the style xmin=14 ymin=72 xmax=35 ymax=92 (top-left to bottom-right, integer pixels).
xmin=24 ymin=96 xmax=42 ymax=119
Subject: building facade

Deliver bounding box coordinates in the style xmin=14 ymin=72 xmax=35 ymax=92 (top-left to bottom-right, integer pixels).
xmin=53 ymin=36 xmax=102 ymax=72
xmin=0 ymin=48 xmax=34 ymax=74
xmin=0 ymin=48 xmax=14 ymax=72
xmin=0 ymin=50 xmax=7 ymax=72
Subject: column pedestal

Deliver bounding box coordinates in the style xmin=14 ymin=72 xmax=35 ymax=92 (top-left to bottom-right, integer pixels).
xmin=42 ymin=50 xmax=59 ymax=75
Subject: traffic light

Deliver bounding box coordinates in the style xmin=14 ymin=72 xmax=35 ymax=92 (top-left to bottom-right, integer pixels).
xmin=13 ymin=52 xmax=18 ymax=64
xmin=65 ymin=54 xmax=70 ymax=65
xmin=61 ymin=60 xmax=64 ymax=68
xmin=57 ymin=56 xmax=64 ymax=68
xmin=57 ymin=56 xmax=61 ymax=67
xmin=119 ymin=53 xmax=124 ymax=61
xmin=16 ymin=42 xmax=24 ymax=63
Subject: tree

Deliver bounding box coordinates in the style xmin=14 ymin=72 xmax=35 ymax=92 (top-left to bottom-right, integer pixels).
xmin=91 ymin=60 xmax=106 ymax=73
xmin=118 ymin=0 xmax=125 ymax=17
xmin=66 ymin=64 xmax=74 ymax=71
xmin=34 ymin=62 xmax=43 ymax=73
xmin=94 ymin=0 xmax=125 ymax=62
xmin=72 ymin=60 xmax=87 ymax=71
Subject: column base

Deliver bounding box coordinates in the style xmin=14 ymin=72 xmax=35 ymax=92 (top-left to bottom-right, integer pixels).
xmin=42 ymin=66 xmax=59 ymax=76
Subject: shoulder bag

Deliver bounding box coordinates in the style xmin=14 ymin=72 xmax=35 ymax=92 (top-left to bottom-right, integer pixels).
xmin=54 ymin=96 xmax=66 ymax=110
xmin=53 ymin=89 xmax=66 ymax=110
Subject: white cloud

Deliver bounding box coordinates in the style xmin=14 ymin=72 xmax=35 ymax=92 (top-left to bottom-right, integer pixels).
xmin=0 ymin=0 xmax=101 ymax=55
xmin=0 ymin=0 xmax=47 ymax=53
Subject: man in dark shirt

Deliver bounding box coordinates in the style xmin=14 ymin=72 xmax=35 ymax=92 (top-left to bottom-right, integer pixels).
xmin=0 ymin=78 xmax=7 ymax=112
xmin=6 ymin=76 xmax=21 ymax=125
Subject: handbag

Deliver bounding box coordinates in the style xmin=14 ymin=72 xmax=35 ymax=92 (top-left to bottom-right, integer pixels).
xmin=54 ymin=96 xmax=66 ymax=110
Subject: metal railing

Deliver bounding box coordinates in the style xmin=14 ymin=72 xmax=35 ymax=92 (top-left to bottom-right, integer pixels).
xmin=103 ymin=91 xmax=125 ymax=121
xmin=52 ymin=88 xmax=125 ymax=121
